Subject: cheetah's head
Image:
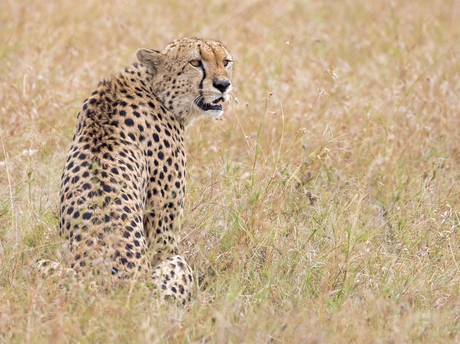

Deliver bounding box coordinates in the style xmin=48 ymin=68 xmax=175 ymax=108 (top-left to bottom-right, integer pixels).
xmin=137 ymin=38 xmax=234 ymax=125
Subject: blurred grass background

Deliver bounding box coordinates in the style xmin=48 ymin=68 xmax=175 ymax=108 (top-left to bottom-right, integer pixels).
xmin=1 ymin=0 xmax=460 ymax=342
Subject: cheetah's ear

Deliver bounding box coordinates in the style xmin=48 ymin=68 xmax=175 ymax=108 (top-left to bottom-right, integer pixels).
xmin=136 ymin=49 xmax=165 ymax=73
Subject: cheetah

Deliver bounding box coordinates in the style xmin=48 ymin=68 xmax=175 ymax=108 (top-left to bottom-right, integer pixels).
xmin=56 ymin=37 xmax=233 ymax=303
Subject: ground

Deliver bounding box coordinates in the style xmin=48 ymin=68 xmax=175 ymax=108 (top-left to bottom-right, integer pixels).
xmin=1 ymin=0 xmax=460 ymax=343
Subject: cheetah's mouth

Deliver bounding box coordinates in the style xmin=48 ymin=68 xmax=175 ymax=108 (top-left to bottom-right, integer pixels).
xmin=196 ymin=97 xmax=223 ymax=111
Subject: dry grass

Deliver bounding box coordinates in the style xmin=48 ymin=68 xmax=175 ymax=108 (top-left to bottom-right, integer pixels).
xmin=1 ymin=0 xmax=460 ymax=342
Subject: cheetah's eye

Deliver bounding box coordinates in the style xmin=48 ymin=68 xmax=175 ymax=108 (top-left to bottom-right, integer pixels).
xmin=223 ymin=59 xmax=232 ymax=67
xmin=190 ymin=60 xmax=202 ymax=68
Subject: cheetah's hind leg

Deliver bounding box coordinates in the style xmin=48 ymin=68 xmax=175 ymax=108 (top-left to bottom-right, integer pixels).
xmin=151 ymin=255 xmax=194 ymax=305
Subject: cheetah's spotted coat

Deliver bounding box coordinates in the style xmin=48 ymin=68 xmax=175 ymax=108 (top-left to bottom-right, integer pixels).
xmin=57 ymin=37 xmax=233 ymax=303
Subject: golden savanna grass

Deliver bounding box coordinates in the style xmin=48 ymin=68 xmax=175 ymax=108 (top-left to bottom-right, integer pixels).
xmin=1 ymin=0 xmax=460 ymax=342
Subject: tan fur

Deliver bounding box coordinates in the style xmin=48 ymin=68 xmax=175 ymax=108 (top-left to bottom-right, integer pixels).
xmin=55 ymin=37 xmax=233 ymax=303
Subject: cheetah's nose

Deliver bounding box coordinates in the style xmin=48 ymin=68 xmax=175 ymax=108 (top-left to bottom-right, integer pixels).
xmin=213 ymin=79 xmax=231 ymax=93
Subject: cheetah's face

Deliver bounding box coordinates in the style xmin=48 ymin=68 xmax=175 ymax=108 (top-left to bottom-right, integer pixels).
xmin=137 ymin=38 xmax=233 ymax=124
